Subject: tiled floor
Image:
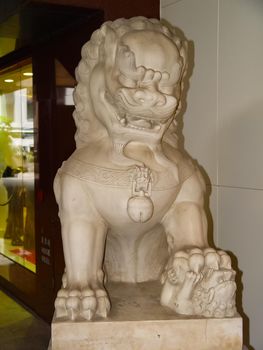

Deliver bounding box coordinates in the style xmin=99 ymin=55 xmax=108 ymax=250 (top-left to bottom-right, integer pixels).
xmin=0 ymin=289 xmax=50 ymax=350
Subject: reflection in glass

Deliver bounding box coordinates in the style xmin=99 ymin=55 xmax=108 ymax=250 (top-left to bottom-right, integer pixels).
xmin=0 ymin=60 xmax=36 ymax=272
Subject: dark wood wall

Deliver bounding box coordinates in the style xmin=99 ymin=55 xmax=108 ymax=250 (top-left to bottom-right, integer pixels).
xmin=0 ymin=0 xmax=160 ymax=322
xmin=31 ymin=0 xmax=160 ymax=20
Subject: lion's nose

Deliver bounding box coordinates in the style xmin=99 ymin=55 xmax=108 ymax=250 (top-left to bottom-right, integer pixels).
xmin=133 ymin=89 xmax=166 ymax=107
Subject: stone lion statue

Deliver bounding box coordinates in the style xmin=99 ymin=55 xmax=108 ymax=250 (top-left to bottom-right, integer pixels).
xmin=54 ymin=17 xmax=237 ymax=321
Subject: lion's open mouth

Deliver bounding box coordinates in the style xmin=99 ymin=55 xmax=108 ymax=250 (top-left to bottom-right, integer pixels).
xmin=105 ymin=89 xmax=173 ymax=132
xmin=116 ymin=112 xmax=162 ymax=131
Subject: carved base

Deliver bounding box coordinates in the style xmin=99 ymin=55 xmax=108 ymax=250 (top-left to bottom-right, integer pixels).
xmin=49 ymin=282 xmax=242 ymax=350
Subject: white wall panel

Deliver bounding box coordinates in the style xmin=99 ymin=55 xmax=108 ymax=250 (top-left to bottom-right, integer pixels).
xmin=218 ymin=0 xmax=263 ymax=189
xmin=161 ymin=0 xmax=219 ymax=185
xmin=161 ymin=0 xmax=263 ymax=348
xmin=218 ymin=186 xmax=263 ymax=350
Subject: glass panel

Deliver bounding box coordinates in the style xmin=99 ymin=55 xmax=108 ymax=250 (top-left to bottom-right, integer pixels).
xmin=0 ymin=60 xmax=36 ymax=273
xmin=55 ymin=59 xmax=76 ymax=106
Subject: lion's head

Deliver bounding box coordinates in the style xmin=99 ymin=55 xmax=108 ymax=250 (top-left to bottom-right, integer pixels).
xmin=73 ymin=17 xmax=187 ymax=149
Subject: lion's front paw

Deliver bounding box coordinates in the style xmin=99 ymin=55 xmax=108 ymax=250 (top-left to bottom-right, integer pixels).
xmin=55 ymin=286 xmax=111 ymax=321
xmin=161 ymin=247 xmax=237 ymax=318
xmin=170 ymin=247 xmax=233 ymax=275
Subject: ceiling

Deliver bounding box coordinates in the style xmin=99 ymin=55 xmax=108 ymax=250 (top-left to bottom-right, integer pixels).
xmin=0 ymin=60 xmax=32 ymax=95
xmin=0 ymin=0 xmax=100 ymax=57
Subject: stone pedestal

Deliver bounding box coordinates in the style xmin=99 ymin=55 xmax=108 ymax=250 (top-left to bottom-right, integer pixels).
xmin=49 ymin=282 xmax=242 ymax=350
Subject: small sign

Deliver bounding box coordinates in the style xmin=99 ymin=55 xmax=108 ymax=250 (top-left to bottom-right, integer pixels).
xmin=40 ymin=235 xmax=51 ymax=265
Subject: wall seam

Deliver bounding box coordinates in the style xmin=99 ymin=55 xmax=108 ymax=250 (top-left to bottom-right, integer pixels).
xmin=212 ymin=184 xmax=263 ymax=192
xmin=161 ymin=0 xmax=183 ymax=10
xmin=216 ymin=0 xmax=220 ymax=247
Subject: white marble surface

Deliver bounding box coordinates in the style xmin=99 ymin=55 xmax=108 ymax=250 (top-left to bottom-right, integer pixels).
xmin=53 ymin=17 xmax=238 ymax=323
xmin=50 ymin=282 xmax=242 ymax=350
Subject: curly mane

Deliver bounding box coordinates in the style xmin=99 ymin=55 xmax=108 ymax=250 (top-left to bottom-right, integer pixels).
xmin=73 ymin=17 xmax=187 ymax=149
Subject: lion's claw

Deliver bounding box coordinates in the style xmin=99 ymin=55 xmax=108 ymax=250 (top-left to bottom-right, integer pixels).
xmin=96 ymin=296 xmax=111 ymax=318
xmin=81 ymin=295 xmax=97 ymax=320
xmin=66 ymin=296 xmax=80 ymax=321
xmin=55 ymin=286 xmax=110 ymax=321
xmin=54 ymin=297 xmax=68 ymax=318
xmin=81 ymin=297 xmax=97 ymax=320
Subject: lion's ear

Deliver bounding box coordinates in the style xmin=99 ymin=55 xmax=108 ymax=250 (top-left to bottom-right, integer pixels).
xmin=103 ymin=24 xmax=118 ymax=68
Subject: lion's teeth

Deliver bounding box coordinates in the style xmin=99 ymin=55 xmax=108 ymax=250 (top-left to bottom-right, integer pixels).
xmin=120 ymin=117 xmax=127 ymax=125
xmin=116 ymin=112 xmax=162 ymax=132
xmin=153 ymin=124 xmax=161 ymax=131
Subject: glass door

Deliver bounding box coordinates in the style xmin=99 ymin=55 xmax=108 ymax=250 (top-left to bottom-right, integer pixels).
xmin=0 ymin=59 xmax=36 ymax=273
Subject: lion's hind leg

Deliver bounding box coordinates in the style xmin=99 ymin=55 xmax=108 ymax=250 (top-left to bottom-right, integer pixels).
xmin=54 ymin=173 xmax=110 ymax=321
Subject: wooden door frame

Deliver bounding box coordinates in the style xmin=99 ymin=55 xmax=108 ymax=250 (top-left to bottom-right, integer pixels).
xmin=31 ymin=0 xmax=160 ymax=21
